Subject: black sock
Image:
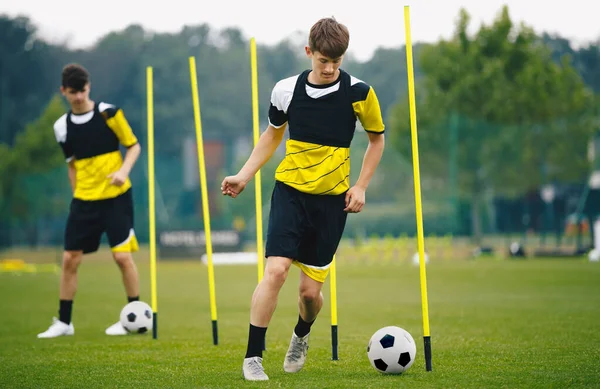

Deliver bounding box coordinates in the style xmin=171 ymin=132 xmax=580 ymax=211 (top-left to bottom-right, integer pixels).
xmin=58 ymin=300 xmax=73 ymax=325
xmin=245 ymin=324 xmax=267 ymax=358
xmin=294 ymin=314 xmax=315 ymax=338
xmin=128 ymin=296 xmax=139 ymax=303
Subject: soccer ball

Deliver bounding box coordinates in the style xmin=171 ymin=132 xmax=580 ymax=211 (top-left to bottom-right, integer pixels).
xmin=367 ymin=326 xmax=416 ymax=374
xmin=119 ymin=301 xmax=153 ymax=334
xmin=412 ymin=251 xmax=429 ymax=266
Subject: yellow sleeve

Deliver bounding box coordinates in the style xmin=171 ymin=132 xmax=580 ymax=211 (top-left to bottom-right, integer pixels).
xmin=352 ymin=86 xmax=385 ymax=133
xmin=103 ymin=107 xmax=138 ymax=147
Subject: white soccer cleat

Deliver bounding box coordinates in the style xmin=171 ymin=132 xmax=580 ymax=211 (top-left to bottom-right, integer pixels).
xmin=283 ymin=332 xmax=310 ymax=373
xmin=242 ymin=357 xmax=269 ymax=381
xmin=37 ymin=317 xmax=74 ymax=338
xmin=105 ymin=321 xmax=129 ymax=336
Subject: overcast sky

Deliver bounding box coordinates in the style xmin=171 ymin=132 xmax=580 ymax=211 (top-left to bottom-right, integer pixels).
xmin=2 ymin=0 xmax=599 ymax=61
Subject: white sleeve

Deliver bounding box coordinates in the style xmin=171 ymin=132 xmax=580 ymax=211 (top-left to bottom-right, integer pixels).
xmin=268 ymin=75 xmax=298 ymax=128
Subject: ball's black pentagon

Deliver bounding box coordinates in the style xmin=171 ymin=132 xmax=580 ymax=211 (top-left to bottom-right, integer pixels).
xmin=144 ymin=310 xmax=152 ymax=319
xmin=398 ymin=351 xmax=411 ymax=367
xmin=380 ymin=334 xmax=395 ymax=349
xmin=374 ymin=358 xmax=388 ymax=371
xmin=137 ymin=327 xmax=148 ymax=334
xmin=127 ymin=312 xmax=137 ymax=322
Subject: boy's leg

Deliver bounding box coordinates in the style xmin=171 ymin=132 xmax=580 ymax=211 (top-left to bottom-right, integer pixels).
xmin=37 ymin=250 xmax=84 ymax=338
xmin=244 ymin=182 xmax=304 ymax=381
xmin=243 ymin=256 xmax=292 ymax=381
xmin=283 ymin=268 xmax=326 ymax=373
xmin=59 ymin=250 xmax=84 ymax=322
xmin=104 ymin=250 xmax=139 ymax=336
xmin=284 ymin=190 xmax=347 ymax=372
xmin=296 ymin=272 xmax=324 ymax=335
xmin=105 ymin=189 xmax=139 ymax=301
xmin=112 ymin=251 xmax=140 ymax=301
xmin=105 ymin=190 xmax=140 ymax=335
xmin=246 ymin=256 xmax=293 ymax=354
xmin=39 ymin=198 xmax=102 ymax=339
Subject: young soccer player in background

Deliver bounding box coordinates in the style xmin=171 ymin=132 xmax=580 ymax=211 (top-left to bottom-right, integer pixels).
xmin=37 ymin=63 xmax=142 ymax=338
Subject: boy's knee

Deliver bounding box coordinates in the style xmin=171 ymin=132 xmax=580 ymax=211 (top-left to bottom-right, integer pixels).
xmin=264 ymin=258 xmax=290 ymax=284
xmin=299 ymin=288 xmax=322 ymax=305
xmin=62 ymin=251 xmax=82 ymax=273
xmin=113 ymin=252 xmax=134 ymax=269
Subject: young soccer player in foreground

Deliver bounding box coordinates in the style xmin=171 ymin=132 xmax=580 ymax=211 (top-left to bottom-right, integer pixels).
xmin=37 ymin=63 xmax=142 ymax=338
xmin=221 ymin=17 xmax=386 ymax=380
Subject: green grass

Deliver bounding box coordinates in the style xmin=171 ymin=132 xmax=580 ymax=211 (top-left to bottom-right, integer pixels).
xmin=1 ymin=253 xmax=599 ymax=388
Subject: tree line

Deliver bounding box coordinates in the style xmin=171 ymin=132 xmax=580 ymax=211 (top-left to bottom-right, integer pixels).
xmin=0 ymin=5 xmax=598 ymax=244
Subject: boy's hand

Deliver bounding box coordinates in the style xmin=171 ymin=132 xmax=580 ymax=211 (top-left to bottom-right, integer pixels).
xmin=344 ymin=186 xmax=366 ymax=213
xmin=221 ymin=175 xmax=248 ymax=198
xmin=108 ymin=169 xmax=129 ymax=186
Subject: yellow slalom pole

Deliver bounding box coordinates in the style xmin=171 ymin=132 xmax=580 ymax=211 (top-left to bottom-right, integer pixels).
xmin=250 ymin=37 xmax=268 ymax=352
xmin=250 ymin=37 xmax=264 ymax=283
xmin=189 ymin=56 xmax=219 ymax=345
xmin=404 ymin=5 xmax=432 ymax=371
xmin=146 ymin=66 xmax=158 ymax=340
xmin=330 ymin=255 xmax=338 ymax=360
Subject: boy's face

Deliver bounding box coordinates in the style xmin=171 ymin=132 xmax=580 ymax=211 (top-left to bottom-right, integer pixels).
xmin=60 ymin=83 xmax=91 ymax=111
xmin=305 ymin=47 xmax=344 ymax=84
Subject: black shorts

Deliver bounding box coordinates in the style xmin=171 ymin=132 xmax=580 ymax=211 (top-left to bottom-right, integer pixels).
xmin=64 ymin=189 xmax=138 ymax=254
xmin=265 ymin=181 xmax=348 ymax=269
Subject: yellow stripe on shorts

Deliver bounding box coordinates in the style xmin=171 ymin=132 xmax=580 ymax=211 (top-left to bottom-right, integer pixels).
xmin=111 ymin=230 xmax=140 ymax=253
xmin=293 ymin=261 xmax=331 ymax=283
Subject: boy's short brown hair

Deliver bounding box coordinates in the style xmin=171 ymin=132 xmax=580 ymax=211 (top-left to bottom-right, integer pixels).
xmin=61 ymin=63 xmax=90 ymax=91
xmin=309 ymin=17 xmax=350 ymax=59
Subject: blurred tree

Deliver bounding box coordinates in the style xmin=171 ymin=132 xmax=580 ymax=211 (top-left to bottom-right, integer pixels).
xmin=0 ymin=94 xmax=69 ymax=246
xmin=0 ymin=142 xmax=15 ymax=247
xmin=543 ymin=33 xmax=600 ymax=93
xmin=576 ymin=42 xmax=600 ymax=92
xmin=0 ymin=16 xmax=64 ymax=146
xmin=12 ymin=94 xmax=67 ymax=172
xmin=389 ymin=6 xmax=596 ymax=241
xmin=2 ymin=12 xmax=598 ymax=243
xmin=349 ymin=46 xmax=425 ymax=119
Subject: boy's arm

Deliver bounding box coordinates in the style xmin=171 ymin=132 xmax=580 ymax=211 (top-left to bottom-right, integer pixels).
xmin=355 ymin=132 xmax=385 ymax=191
xmin=238 ymin=77 xmax=292 ymax=182
xmin=53 ymin=116 xmax=77 ymax=193
xmin=344 ymin=132 xmax=385 ymax=213
xmin=345 ymin=83 xmax=386 ymax=213
xmin=102 ymin=104 xmax=141 ymax=185
xmin=222 ymin=77 xmax=291 ymax=198
xmin=68 ymin=159 xmax=77 ymax=194
xmin=103 ymin=105 xmax=139 ymax=149
xmin=353 ymin=84 xmax=386 ymax=191
xmin=119 ymin=143 xmax=142 ymax=177
xmin=237 ymin=124 xmax=286 ymax=183
xmin=221 ymin=123 xmax=286 ymax=198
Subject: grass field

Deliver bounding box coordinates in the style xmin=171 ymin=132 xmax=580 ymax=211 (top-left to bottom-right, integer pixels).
xmin=1 ymin=249 xmax=599 ymax=388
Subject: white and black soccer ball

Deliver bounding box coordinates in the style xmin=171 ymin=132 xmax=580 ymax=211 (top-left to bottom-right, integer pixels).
xmin=367 ymin=326 xmax=416 ymax=374
xmin=412 ymin=251 xmax=429 ymax=266
xmin=119 ymin=301 xmax=153 ymax=334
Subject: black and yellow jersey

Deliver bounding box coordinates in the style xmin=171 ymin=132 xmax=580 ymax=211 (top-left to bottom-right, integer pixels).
xmin=53 ymin=102 xmax=138 ymax=201
xmin=268 ymin=69 xmax=384 ymax=195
